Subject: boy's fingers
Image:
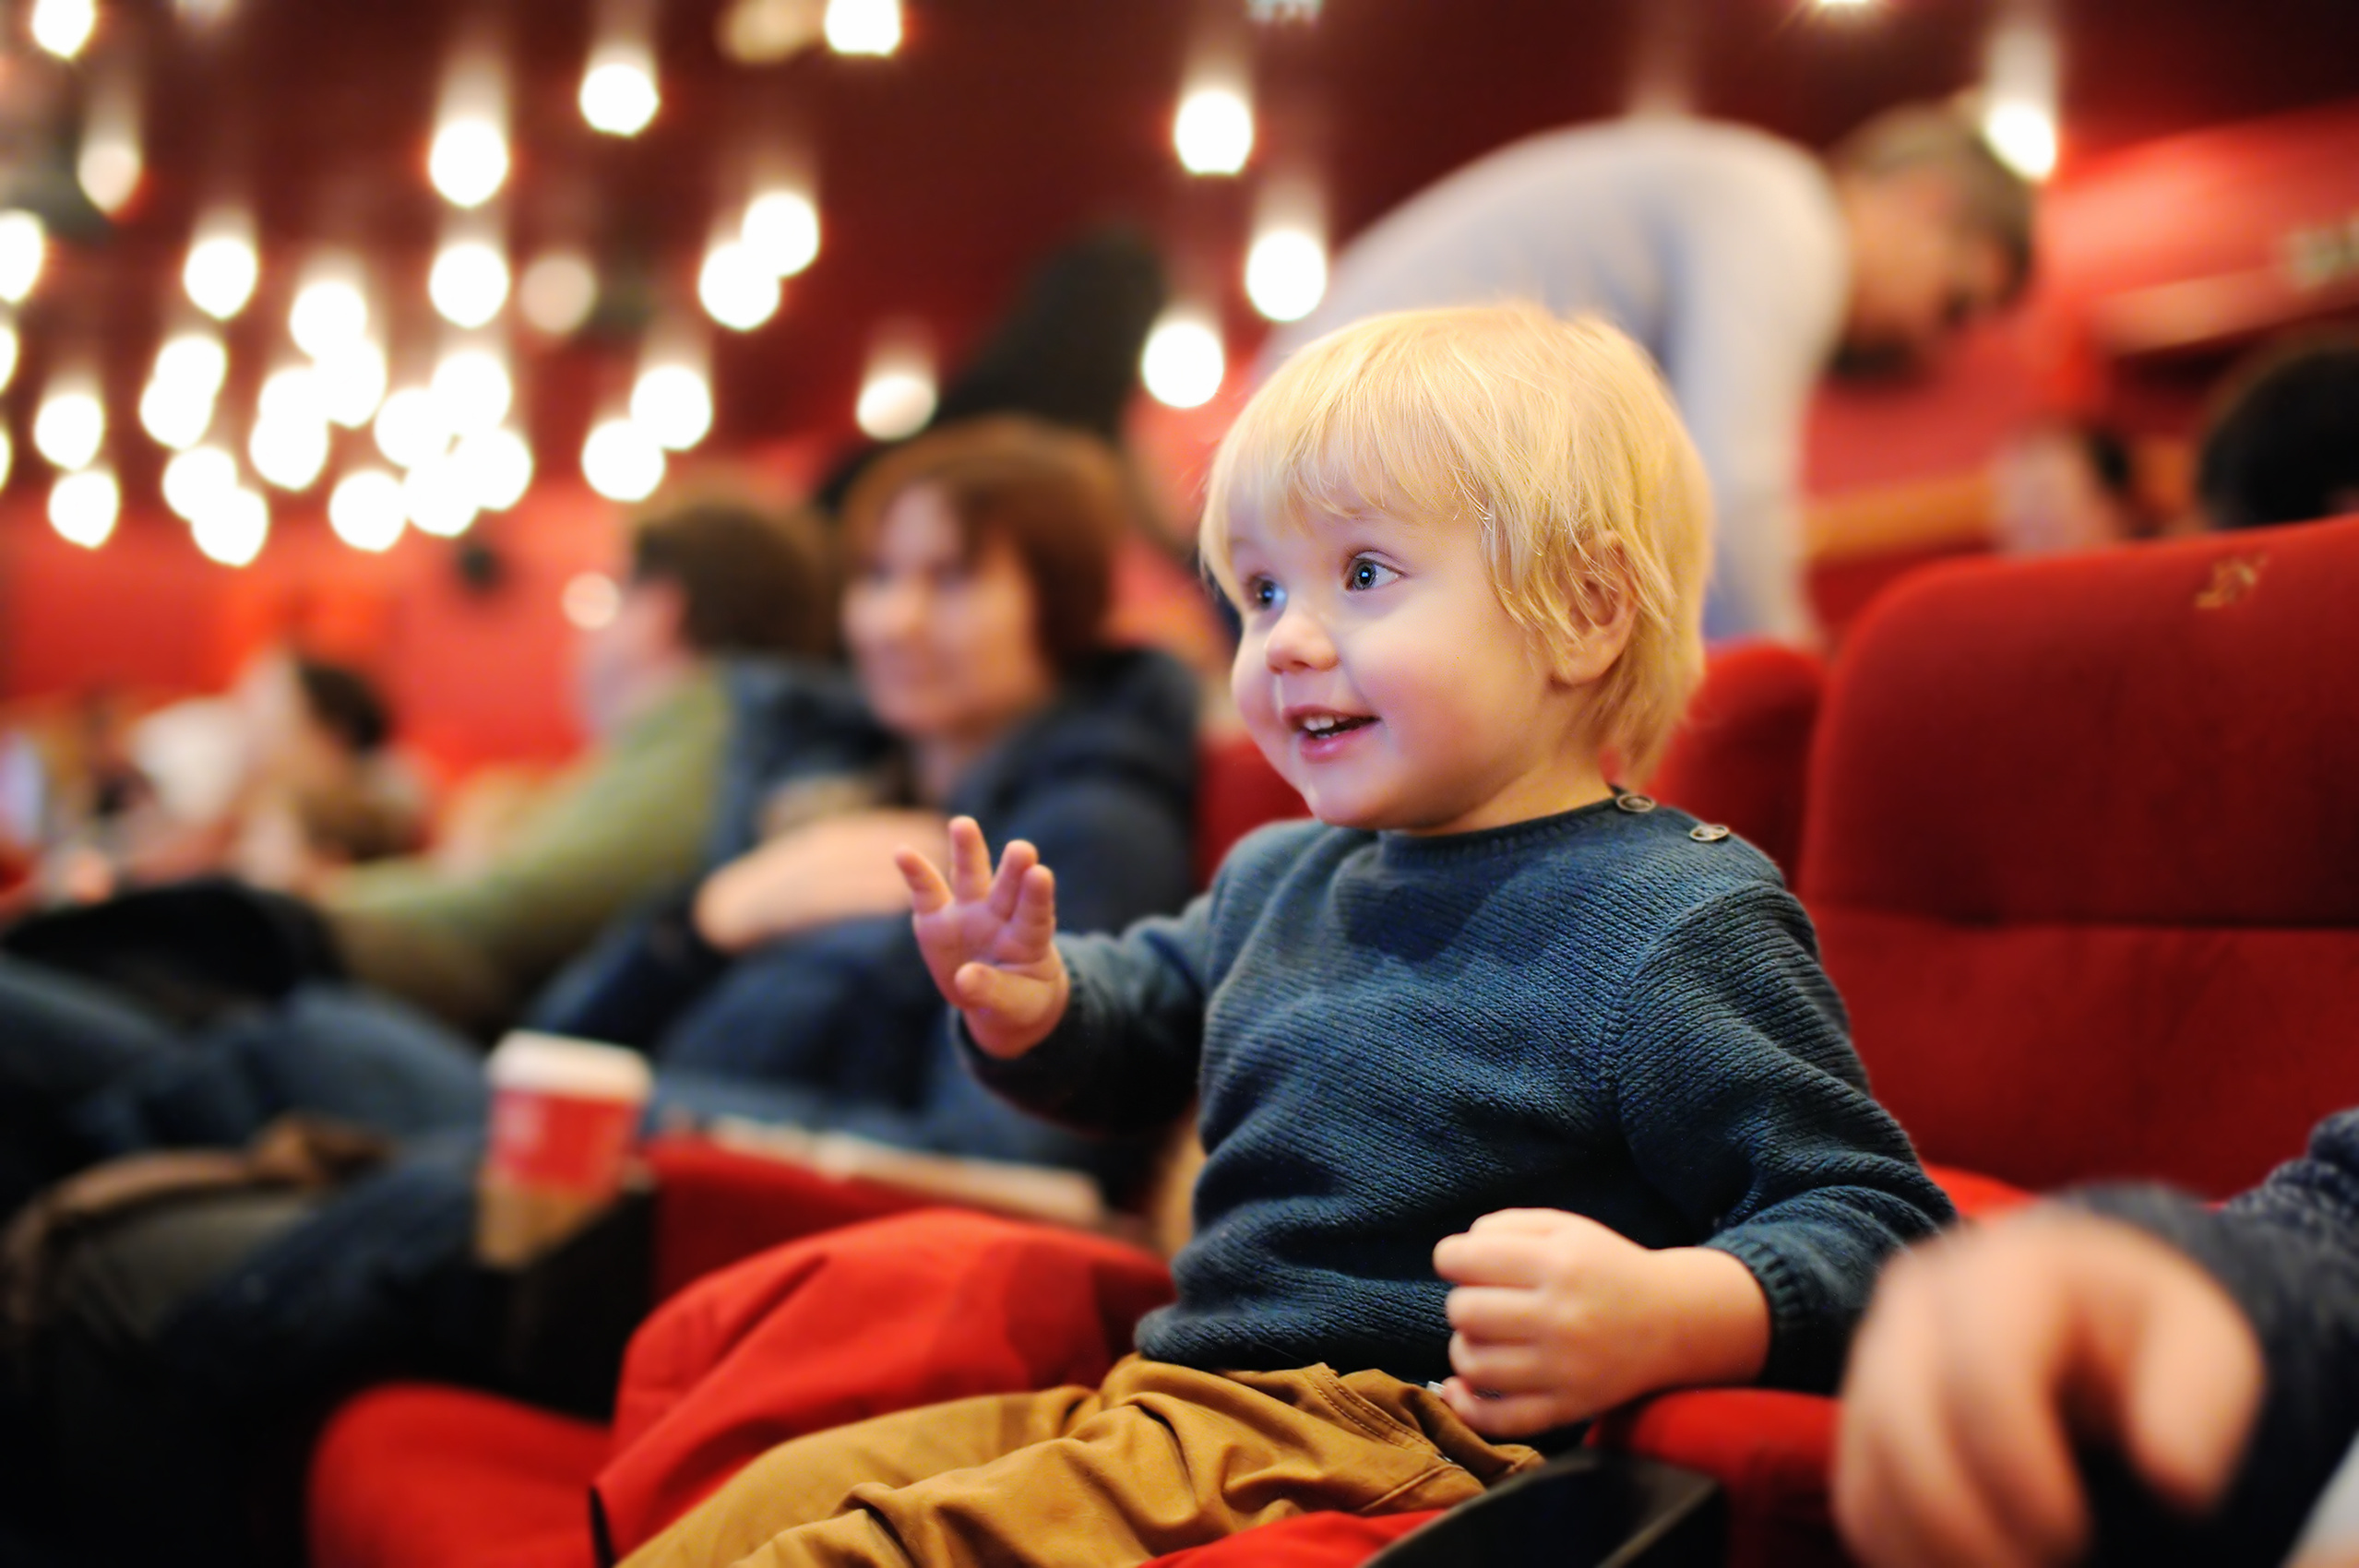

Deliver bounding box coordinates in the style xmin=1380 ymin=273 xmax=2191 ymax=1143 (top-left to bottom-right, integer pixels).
xmin=895 ymin=848 xmax=952 ymax=914
xmin=1441 ymin=1387 xmax=1578 ymax=1440
xmin=987 ymin=839 xmax=1040 ymax=920
xmin=1010 ymin=865 xmax=1058 ymax=954
xmin=952 ymin=960 xmax=1052 ymax=1024
xmin=948 ymin=816 xmax=993 ymax=902
xmin=1442 ymin=1284 xmax=1543 ymax=1339
xmin=1446 ymin=1336 xmax=1552 ymax=1392
xmin=1467 ymin=1209 xmax=1579 ymax=1236
xmin=1434 ymin=1231 xmax=1546 ymax=1289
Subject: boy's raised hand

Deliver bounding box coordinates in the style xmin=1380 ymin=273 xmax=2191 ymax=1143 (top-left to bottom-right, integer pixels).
xmin=895 ymin=815 xmax=1070 ymax=1059
xmin=1434 ymin=1208 xmax=1769 ymax=1437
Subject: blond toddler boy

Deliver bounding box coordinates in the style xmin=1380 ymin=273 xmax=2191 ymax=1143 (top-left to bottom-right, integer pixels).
xmin=623 ymin=304 xmax=1950 ymax=1568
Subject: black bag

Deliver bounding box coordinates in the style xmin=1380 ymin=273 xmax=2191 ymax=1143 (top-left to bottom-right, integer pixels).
xmin=2 ymin=877 xmax=343 ymax=1028
xmin=1366 ymin=1449 xmax=1724 ymax=1568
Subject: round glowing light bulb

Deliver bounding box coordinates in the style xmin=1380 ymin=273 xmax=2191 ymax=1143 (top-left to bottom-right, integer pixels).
xmin=697 ymin=241 xmax=780 ymax=331
xmin=429 ymin=239 xmax=510 ymax=328
xmin=77 ymin=121 xmax=142 ymax=214
xmin=561 ymin=571 xmax=622 ymax=630
xmin=0 ymin=321 xmax=17 ymax=392
xmin=257 ymin=363 xmax=323 ymax=426
xmin=403 ymin=454 xmax=481 ymax=538
xmin=429 ymin=115 xmax=509 ymax=208
xmin=0 ymin=430 xmax=11 ymax=490
xmin=193 ymin=486 xmax=270 ymax=567
xmin=1984 ymin=100 xmax=2058 ymax=181
xmin=49 ymin=467 xmax=118 ymax=548
xmin=580 ymin=50 xmax=660 ymax=137
xmin=317 ymin=338 xmax=388 ymax=428
xmin=139 ymin=377 xmax=214 ymax=451
xmin=291 ymin=277 xmax=369 ymax=357
xmin=1140 ymin=313 xmax=1225 ymax=409
xmin=0 ymin=211 xmax=46 ymax=304
xmin=629 ymin=363 xmax=713 ymax=451
xmin=581 ymin=418 xmax=664 ymax=502
xmin=1245 ymin=228 xmax=1327 ymax=323
xmin=743 ymin=188 xmax=819 ymax=278
xmin=34 ymin=387 xmax=104 ymax=470
xmin=430 ymin=347 xmax=513 ymax=434
xmin=453 ymin=426 xmax=533 ymax=511
xmin=154 ymin=331 xmax=228 ymax=396
xmin=185 ymin=230 xmax=258 ymax=320
xmin=375 ymin=386 xmax=452 ymax=469
xmin=163 ymin=444 xmax=238 ymax=520
xmin=854 ymin=363 xmax=935 ymax=441
xmin=249 ymin=413 xmax=329 ymax=492
xmin=30 ymin=0 xmax=97 ymax=59
xmin=1174 ymin=86 xmax=1254 ymax=176
xmin=520 ymin=251 xmax=598 ymax=336
xmin=823 ymin=0 xmax=900 ymax=56
xmin=329 ymin=469 xmax=408 ymax=552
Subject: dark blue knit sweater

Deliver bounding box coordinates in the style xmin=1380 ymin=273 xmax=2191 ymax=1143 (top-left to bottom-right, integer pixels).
xmin=970 ymin=796 xmax=1954 ymax=1390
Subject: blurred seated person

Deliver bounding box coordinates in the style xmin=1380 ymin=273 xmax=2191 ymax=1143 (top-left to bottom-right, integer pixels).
xmin=319 ymin=497 xmax=833 ymax=1038
xmin=103 ymin=652 xmax=426 ymax=893
xmin=1991 ymin=421 xmax=2162 ymax=556
xmin=2198 ymin=333 xmax=2359 ymax=532
xmin=523 ymin=414 xmax=1198 ymax=1165
xmin=0 ymin=419 xmax=1198 ymax=1566
xmin=1836 ymin=1106 xmax=2359 ymax=1568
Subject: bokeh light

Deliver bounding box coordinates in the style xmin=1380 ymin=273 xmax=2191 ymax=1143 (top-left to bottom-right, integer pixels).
xmin=48 ymin=467 xmax=118 ymax=548
xmin=1174 ymin=85 xmax=1253 ymax=175
xmin=1141 ymin=312 xmax=1225 ymax=409
xmin=630 ymin=362 xmax=714 ymax=450
xmin=582 ymin=418 xmax=665 ymax=501
xmin=1245 ymin=227 xmax=1327 ymax=322
xmin=329 ymin=469 xmax=407 ymax=552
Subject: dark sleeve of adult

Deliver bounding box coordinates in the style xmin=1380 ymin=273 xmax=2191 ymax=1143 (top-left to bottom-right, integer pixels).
xmin=1610 ymin=882 xmax=1959 ymax=1394
xmin=2068 ymin=1109 xmax=2359 ymax=1568
xmin=992 ymin=769 xmax=1197 ymax=941
xmin=522 ymin=883 xmax=732 ymax=1051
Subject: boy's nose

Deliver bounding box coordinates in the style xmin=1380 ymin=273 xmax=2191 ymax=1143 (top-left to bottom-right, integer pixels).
xmin=1262 ymin=602 xmax=1338 ymax=671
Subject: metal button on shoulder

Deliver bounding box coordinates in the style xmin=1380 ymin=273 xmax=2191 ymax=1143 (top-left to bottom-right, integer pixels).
xmin=1615 ymin=793 xmax=1657 ymax=814
xmin=1689 ymin=823 xmax=1731 ymax=842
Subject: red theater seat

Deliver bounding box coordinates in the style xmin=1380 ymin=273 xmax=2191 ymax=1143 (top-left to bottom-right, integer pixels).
xmin=1809 ymin=515 xmax=2359 ymax=1199
xmin=1648 ymin=640 xmax=1825 ymax=885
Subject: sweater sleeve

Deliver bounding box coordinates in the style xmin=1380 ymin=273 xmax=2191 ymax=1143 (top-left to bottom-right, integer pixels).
xmin=2062 ymin=1110 xmax=2359 ymax=1566
xmin=1605 ymin=882 xmax=1956 ymax=1393
xmin=961 ymin=894 xmax=1215 ymax=1137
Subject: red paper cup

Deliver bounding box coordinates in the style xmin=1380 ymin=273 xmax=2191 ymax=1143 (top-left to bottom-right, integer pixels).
xmin=477 ymin=1031 xmax=652 ymax=1264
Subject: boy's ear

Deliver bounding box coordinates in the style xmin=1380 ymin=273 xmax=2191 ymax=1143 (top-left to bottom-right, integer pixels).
xmin=1546 ymin=553 xmax=1638 ymax=688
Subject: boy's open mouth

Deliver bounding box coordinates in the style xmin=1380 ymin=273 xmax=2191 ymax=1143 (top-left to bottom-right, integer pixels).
xmin=1293 ymin=713 xmax=1376 ymax=739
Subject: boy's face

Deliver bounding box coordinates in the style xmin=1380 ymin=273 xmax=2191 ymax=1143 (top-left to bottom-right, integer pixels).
xmin=1228 ymin=503 xmax=1605 ymax=836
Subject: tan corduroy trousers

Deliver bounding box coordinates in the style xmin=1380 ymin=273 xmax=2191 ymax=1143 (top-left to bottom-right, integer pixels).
xmin=619 ymin=1353 xmax=1542 ymax=1568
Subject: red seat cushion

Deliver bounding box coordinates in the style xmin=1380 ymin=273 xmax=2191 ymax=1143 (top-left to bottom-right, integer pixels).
xmin=1804 ymin=516 xmax=2359 ymax=1197
xmin=308 ymin=1385 xmax=607 ymax=1568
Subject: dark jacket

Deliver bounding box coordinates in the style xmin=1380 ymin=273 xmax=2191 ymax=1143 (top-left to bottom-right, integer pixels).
xmin=530 ymin=648 xmax=1200 ymax=1191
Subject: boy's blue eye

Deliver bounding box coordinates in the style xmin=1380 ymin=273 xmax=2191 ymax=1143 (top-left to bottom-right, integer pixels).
xmin=1344 ymin=556 xmax=1397 ymax=591
xmin=1245 ymin=576 xmax=1283 ymax=611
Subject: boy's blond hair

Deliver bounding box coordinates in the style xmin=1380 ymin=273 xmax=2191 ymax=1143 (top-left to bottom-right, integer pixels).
xmin=1200 ymin=303 xmax=1712 ymax=777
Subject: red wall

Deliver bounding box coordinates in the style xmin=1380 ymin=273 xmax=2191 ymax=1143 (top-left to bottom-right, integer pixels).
xmin=8 ymin=102 xmax=2357 ymax=773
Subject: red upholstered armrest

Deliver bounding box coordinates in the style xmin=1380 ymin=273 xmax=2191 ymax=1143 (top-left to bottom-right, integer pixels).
xmin=1591 ymin=1388 xmax=1847 ymax=1568
xmin=643 ymin=1136 xmax=940 ymax=1301
xmin=1924 ymin=1160 xmax=2037 ymax=1222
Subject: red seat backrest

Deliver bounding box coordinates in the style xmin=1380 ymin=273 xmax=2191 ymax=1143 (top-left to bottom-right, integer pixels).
xmin=1194 ymin=731 xmax=1308 ymax=888
xmin=1647 ymin=640 xmax=1825 ymax=886
xmin=1802 ymin=515 xmax=2359 ymax=1197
